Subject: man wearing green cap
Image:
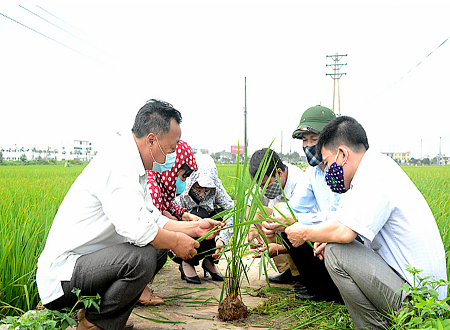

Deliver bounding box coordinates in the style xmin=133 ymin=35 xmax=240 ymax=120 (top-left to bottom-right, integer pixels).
xmin=261 ymin=105 xmax=343 ymax=302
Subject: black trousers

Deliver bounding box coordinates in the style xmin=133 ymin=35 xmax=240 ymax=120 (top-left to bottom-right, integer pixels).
xmin=280 ymin=232 xmax=343 ymax=303
xmin=172 ymin=237 xmax=216 ymax=266
xmin=172 ymin=205 xmax=222 ymax=266
xmin=44 ymin=243 xmax=167 ymax=330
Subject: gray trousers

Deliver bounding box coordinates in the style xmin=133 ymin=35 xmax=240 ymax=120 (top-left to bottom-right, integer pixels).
xmin=325 ymin=241 xmax=409 ymax=330
xmin=44 ymin=243 xmax=167 ymax=330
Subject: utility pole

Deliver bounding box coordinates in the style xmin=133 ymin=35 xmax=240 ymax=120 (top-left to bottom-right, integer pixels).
xmin=439 ymin=137 xmax=442 ymax=165
xmin=326 ymin=53 xmax=347 ymax=115
xmin=281 ymin=131 xmax=283 ymax=156
xmin=421 ymin=139 xmax=423 ymax=160
xmin=244 ymin=77 xmax=247 ymax=156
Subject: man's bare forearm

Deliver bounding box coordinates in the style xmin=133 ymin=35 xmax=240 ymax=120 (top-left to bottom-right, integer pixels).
xmin=163 ymin=219 xmax=198 ymax=237
xmin=303 ymin=219 xmax=357 ymax=243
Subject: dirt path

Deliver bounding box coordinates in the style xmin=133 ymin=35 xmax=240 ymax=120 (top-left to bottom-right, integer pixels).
xmin=128 ymin=255 xmax=287 ymax=330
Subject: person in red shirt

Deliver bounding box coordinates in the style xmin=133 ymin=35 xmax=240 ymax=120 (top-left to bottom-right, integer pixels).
xmin=139 ymin=140 xmax=199 ymax=305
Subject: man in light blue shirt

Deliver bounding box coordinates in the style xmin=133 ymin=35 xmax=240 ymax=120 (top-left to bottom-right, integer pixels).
xmin=274 ymin=105 xmax=343 ymax=302
xmin=256 ymin=106 xmax=343 ymax=302
xmin=288 ymin=105 xmax=341 ymax=219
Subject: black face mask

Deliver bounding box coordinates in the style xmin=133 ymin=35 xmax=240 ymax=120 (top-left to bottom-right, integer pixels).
xmin=189 ymin=187 xmax=214 ymax=203
xmin=303 ymin=145 xmax=322 ymax=167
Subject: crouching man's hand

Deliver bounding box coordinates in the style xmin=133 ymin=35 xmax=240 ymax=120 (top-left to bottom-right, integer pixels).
xmin=248 ymin=225 xmax=263 ymax=249
xmin=285 ymin=222 xmax=307 ymax=247
xmin=172 ymin=232 xmax=200 ymax=260
xmin=261 ymin=220 xmax=277 ymax=239
xmin=254 ymin=243 xmax=287 ymax=258
xmin=314 ymin=242 xmax=327 ymax=260
xmin=195 ymin=218 xmax=224 ymax=240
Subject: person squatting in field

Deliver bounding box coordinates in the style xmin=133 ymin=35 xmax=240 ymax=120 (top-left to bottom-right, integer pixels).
xmin=263 ymin=115 xmax=447 ymax=330
xmin=246 ymin=148 xmax=309 ymax=292
xmin=174 ymin=154 xmax=234 ymax=284
xmin=36 ymin=99 xmax=223 ymax=330
xmin=255 ymin=105 xmax=344 ymax=303
xmin=142 ymin=139 xmax=199 ymax=305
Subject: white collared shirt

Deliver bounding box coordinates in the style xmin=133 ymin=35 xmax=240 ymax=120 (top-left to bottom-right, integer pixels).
xmin=247 ymin=163 xmax=306 ymax=208
xmin=36 ymin=134 xmax=168 ymax=304
xmin=336 ymin=148 xmax=447 ymax=299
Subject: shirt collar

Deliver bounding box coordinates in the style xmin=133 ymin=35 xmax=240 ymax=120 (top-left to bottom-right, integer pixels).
xmin=128 ymin=133 xmax=147 ymax=177
xmin=282 ymin=164 xmax=294 ymax=196
xmin=348 ymin=148 xmax=371 ymax=191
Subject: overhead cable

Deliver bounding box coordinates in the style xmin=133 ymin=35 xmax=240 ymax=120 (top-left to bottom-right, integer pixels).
xmin=36 ymin=5 xmax=87 ymax=36
xmin=0 ymin=12 xmax=103 ymax=64
xmin=34 ymin=5 xmax=113 ymax=58
xmin=20 ymin=5 xmax=96 ymax=49
xmin=379 ymin=35 xmax=450 ymax=97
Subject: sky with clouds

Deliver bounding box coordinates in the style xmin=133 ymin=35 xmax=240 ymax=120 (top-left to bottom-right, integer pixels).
xmin=1 ymin=1 xmax=450 ymax=159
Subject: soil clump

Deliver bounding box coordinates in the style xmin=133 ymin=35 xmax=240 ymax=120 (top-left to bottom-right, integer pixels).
xmin=126 ymin=255 xmax=284 ymax=330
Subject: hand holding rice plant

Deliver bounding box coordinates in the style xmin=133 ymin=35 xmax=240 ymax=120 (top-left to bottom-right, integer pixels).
xmin=194 ymin=218 xmax=225 ymax=240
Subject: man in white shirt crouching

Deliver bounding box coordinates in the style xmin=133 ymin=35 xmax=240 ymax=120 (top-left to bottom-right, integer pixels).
xmin=264 ymin=116 xmax=447 ymax=329
xmin=37 ymin=99 xmax=222 ymax=330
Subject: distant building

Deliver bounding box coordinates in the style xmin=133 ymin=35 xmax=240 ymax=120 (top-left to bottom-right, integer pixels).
xmin=218 ymin=150 xmax=233 ymax=162
xmin=382 ymin=151 xmax=411 ymax=163
xmin=1 ymin=139 xmax=96 ymax=161
xmin=63 ymin=139 xmax=95 ymax=161
xmin=192 ymin=148 xmax=209 ymax=155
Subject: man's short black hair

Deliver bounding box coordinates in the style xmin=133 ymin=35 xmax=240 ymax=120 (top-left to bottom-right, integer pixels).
xmin=249 ymin=148 xmax=286 ymax=179
xmin=317 ymin=116 xmax=369 ymax=157
xmin=131 ymin=99 xmax=182 ymax=138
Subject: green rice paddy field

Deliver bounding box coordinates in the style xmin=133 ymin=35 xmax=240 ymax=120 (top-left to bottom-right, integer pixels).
xmin=0 ymin=164 xmax=449 ymax=318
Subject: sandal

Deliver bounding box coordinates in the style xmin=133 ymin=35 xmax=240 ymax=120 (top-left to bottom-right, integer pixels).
xmin=76 ymin=309 xmax=134 ymax=329
xmin=138 ymin=286 xmax=164 ymax=306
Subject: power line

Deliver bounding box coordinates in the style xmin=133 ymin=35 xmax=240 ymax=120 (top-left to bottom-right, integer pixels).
xmin=36 ymin=5 xmax=87 ymax=36
xmin=34 ymin=5 xmax=110 ymax=57
xmin=0 ymin=12 xmax=103 ymax=64
xmin=20 ymin=5 xmax=96 ymax=49
xmin=376 ymin=35 xmax=450 ymax=99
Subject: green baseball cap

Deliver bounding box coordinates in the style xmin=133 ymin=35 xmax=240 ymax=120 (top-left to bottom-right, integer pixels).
xmin=292 ymin=105 xmax=336 ymax=139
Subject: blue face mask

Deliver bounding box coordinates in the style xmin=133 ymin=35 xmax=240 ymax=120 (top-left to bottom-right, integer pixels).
xmin=176 ymin=176 xmax=186 ymax=195
xmin=151 ymin=150 xmax=176 ymax=173
xmin=151 ymin=137 xmax=176 ymax=173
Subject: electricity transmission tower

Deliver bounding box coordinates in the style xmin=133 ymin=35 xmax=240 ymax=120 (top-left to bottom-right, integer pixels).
xmin=326 ymin=53 xmax=347 ymax=115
